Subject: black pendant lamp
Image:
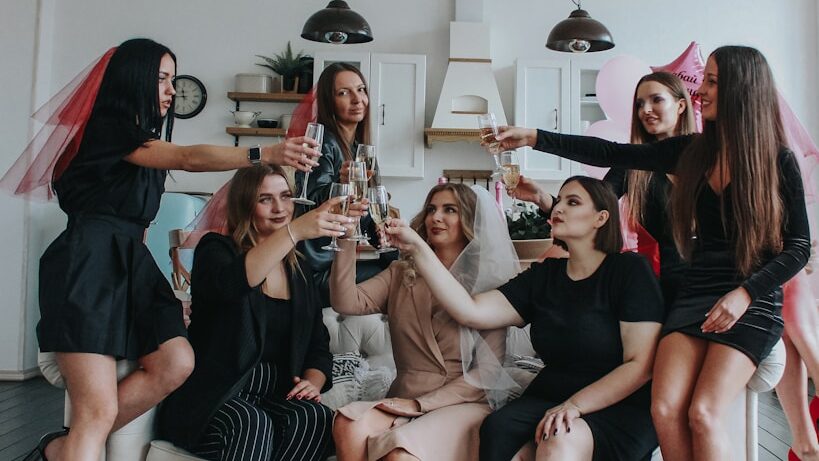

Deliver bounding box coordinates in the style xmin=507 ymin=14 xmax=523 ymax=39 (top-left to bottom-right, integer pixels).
xmin=546 ymin=0 xmax=614 ymax=53
xmin=301 ymin=0 xmax=373 ymax=44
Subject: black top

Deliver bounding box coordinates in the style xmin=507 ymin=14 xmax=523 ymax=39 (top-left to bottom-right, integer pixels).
xmin=535 ymin=129 xmax=811 ymax=301
xmin=262 ymin=296 xmax=294 ymax=393
xmin=157 ymin=233 xmax=332 ymax=449
xmin=54 ymin=117 xmax=164 ymax=226
xmin=498 ymin=252 xmax=664 ymax=408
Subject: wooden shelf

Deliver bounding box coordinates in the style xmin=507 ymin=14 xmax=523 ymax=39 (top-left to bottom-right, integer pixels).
xmin=424 ymin=128 xmax=481 ymax=147
xmin=227 ymin=92 xmax=306 ymax=103
xmin=225 ymin=127 xmax=287 ymax=137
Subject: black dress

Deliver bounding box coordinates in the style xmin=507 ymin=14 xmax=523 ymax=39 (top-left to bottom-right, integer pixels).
xmin=482 ymin=252 xmax=664 ymax=461
xmin=37 ymin=117 xmax=186 ymax=359
xmin=603 ymin=168 xmax=687 ymax=308
xmin=534 ymin=130 xmax=811 ymax=364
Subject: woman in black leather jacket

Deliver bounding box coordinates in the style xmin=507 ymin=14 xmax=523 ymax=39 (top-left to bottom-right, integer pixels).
xmin=295 ymin=62 xmax=396 ymax=306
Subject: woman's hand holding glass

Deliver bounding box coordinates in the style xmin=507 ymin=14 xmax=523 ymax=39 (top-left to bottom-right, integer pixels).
xmin=368 ymin=185 xmax=397 ymax=253
xmin=491 ymin=126 xmax=538 ymax=152
xmin=288 ymin=195 xmax=352 ymax=243
xmin=320 ymin=183 xmax=351 ymax=251
xmin=384 ymin=218 xmax=425 ymax=255
xmin=271 ymin=136 xmax=321 ymax=173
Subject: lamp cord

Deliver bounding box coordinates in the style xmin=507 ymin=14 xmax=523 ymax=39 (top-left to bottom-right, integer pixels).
xmin=572 ymin=0 xmax=582 ymax=8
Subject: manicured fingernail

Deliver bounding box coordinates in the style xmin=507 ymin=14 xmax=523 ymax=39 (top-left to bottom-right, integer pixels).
xmin=554 ymin=429 xmax=558 ymax=436
xmin=567 ymin=427 xmax=571 ymax=433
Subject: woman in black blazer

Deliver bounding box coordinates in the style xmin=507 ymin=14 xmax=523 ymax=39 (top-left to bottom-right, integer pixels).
xmin=158 ymin=165 xmax=353 ymax=461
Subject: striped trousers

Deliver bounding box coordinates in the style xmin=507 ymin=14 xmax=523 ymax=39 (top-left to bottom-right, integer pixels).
xmin=192 ymin=362 xmax=333 ymax=461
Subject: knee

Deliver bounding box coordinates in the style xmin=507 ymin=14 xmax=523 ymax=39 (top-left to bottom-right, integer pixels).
xmin=383 ymin=448 xmax=415 ymax=461
xmin=687 ymin=402 xmax=719 ymax=435
xmin=72 ymin=398 xmax=118 ymax=429
xmin=651 ymin=397 xmax=686 ymax=426
xmin=332 ymin=414 xmax=363 ymax=443
xmin=536 ymin=435 xmax=572 ymax=460
xmin=157 ymin=342 xmax=195 ymax=393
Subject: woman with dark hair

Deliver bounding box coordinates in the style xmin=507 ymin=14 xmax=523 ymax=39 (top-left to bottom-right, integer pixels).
xmin=495 ymin=46 xmax=811 ymax=460
xmin=331 ymin=183 xmax=521 ymax=461
xmin=386 ymin=177 xmax=663 ymax=460
xmin=11 ymin=38 xmax=321 ymax=461
xmin=158 ymin=165 xmax=347 ymax=461
xmin=508 ymin=71 xmax=695 ymax=308
xmin=295 ymin=62 xmax=394 ymax=306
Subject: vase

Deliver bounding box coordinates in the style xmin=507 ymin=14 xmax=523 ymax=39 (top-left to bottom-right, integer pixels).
xmin=512 ymin=238 xmax=553 ymax=262
xmin=282 ymin=75 xmax=298 ymax=93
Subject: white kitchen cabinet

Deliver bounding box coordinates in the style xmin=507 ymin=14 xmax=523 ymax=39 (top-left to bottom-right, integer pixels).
xmin=314 ymin=52 xmax=426 ymax=178
xmin=514 ymin=57 xmax=606 ymax=180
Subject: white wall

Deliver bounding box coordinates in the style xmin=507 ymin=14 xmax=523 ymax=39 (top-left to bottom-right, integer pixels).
xmin=1 ymin=0 xmax=817 ymax=374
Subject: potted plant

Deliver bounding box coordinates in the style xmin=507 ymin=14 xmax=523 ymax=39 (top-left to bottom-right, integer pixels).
xmin=256 ymin=41 xmax=311 ymax=93
xmin=506 ymin=203 xmax=553 ymax=261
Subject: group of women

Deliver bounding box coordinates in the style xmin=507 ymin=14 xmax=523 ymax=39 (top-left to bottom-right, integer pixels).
xmin=4 ymin=35 xmax=817 ymax=461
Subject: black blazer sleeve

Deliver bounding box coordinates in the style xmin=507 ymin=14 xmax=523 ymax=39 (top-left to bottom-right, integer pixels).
xmin=293 ymin=263 xmax=333 ymax=392
xmin=191 ymin=233 xmax=254 ymax=305
xmin=534 ymin=129 xmax=693 ymax=173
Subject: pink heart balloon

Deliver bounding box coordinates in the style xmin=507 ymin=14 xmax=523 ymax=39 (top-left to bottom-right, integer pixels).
xmin=651 ymin=41 xmax=706 ymax=130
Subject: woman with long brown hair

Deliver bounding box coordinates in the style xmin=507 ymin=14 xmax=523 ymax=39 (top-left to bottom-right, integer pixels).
xmin=494 ymin=45 xmax=811 ymax=460
xmin=331 ymin=183 xmax=520 ymax=461
xmin=158 ymin=165 xmax=351 ymax=461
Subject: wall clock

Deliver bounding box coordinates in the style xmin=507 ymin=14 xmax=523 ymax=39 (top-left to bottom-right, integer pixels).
xmin=173 ymin=75 xmax=207 ymax=119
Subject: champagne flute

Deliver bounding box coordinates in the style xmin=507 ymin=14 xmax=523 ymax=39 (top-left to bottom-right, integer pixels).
xmin=292 ymin=122 xmax=324 ymax=205
xmin=368 ymin=185 xmax=397 ymax=254
xmin=321 ymin=182 xmax=350 ymax=252
xmin=348 ymin=161 xmax=369 ymax=242
xmin=500 ymin=151 xmax=521 ymax=209
xmin=478 ymin=113 xmax=503 ymax=179
xmin=355 ymin=144 xmax=378 ymax=186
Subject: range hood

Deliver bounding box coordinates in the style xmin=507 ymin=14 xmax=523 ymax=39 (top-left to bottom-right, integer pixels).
xmin=431 ymin=21 xmax=507 ymax=130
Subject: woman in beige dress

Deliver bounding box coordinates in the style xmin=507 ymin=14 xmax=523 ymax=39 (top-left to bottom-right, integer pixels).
xmin=331 ymin=183 xmax=519 ymax=461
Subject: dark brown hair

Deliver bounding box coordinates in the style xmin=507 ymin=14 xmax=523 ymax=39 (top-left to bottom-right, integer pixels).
xmin=226 ymin=165 xmax=300 ymax=272
xmin=553 ymin=176 xmax=623 ymax=254
xmin=670 ymin=46 xmax=785 ymax=275
xmin=401 ymin=183 xmax=477 ymax=286
xmin=627 ymin=72 xmax=696 ymax=225
xmin=315 ymin=62 xmax=371 ymax=161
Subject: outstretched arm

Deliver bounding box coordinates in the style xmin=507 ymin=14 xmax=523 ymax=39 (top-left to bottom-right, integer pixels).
xmin=125 ymin=136 xmax=321 ymax=172
xmin=385 ymin=219 xmax=524 ymax=329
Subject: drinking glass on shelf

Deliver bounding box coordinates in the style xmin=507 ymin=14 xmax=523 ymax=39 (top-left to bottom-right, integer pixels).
xmin=292 ymin=122 xmax=324 ymax=205
xmin=321 ymin=182 xmax=350 ymax=252
xmin=355 ymin=144 xmax=379 ymax=186
xmin=500 ymin=150 xmax=521 ymax=208
xmin=348 ymin=161 xmax=369 ymax=242
xmin=368 ymin=185 xmax=398 ymax=254
xmin=477 ymin=113 xmax=504 ymax=179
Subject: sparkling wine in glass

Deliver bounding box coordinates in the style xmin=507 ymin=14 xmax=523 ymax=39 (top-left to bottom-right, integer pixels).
xmin=355 ymin=144 xmax=378 ymax=186
xmin=478 ymin=113 xmax=503 ymax=178
xmin=321 ymin=182 xmax=350 ymax=252
xmin=500 ymin=151 xmax=521 ymax=208
xmin=368 ymin=185 xmax=397 ymax=253
xmin=293 ymin=122 xmax=323 ymax=205
xmin=349 ymin=161 xmax=369 ymax=242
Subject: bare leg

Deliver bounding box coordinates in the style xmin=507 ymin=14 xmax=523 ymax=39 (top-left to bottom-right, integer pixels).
xmin=535 ymin=417 xmax=594 ymax=461
xmin=382 ymin=448 xmax=420 ymax=461
xmin=47 ymin=353 xmax=119 ymax=461
xmin=333 ymin=408 xmax=398 ymax=461
xmin=780 ymin=273 xmax=819 ymax=460
xmin=688 ymin=342 xmax=757 ymax=461
xmin=111 ymin=336 xmax=194 ymax=431
xmin=651 ymin=332 xmax=708 ymax=461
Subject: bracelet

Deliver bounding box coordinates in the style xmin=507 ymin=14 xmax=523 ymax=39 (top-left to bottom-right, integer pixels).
xmin=286 ymin=224 xmax=298 ymax=247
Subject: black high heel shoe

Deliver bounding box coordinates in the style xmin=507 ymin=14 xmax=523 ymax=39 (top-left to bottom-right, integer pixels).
xmin=23 ymin=428 xmax=69 ymax=461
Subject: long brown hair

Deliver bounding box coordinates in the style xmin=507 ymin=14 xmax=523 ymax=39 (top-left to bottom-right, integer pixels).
xmin=315 ymin=62 xmax=371 ymax=161
xmin=626 ymin=72 xmax=695 ymax=225
xmin=401 ymin=183 xmax=477 ymax=286
xmin=226 ymin=165 xmax=301 ymax=274
xmin=552 ymin=176 xmax=623 ymax=254
xmin=670 ymin=46 xmax=785 ymax=275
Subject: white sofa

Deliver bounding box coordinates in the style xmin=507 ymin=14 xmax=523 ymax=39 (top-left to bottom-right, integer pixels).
xmin=39 ymin=310 xmax=784 ymax=461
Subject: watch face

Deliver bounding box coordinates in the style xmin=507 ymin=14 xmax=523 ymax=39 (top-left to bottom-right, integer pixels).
xmin=173 ymin=75 xmax=207 ymax=119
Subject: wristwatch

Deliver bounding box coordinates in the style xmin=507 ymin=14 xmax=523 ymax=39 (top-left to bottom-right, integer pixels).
xmin=248 ymin=145 xmax=262 ymax=165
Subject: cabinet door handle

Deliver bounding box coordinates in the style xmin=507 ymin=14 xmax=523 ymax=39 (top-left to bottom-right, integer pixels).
xmin=553 ymin=108 xmax=558 ymax=130
xmin=380 ymin=104 xmax=386 ymax=126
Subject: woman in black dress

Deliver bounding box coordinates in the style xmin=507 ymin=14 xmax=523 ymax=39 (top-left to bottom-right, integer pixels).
xmin=14 ymin=38 xmax=321 ymax=461
xmin=506 ymin=71 xmax=695 ymax=309
xmin=158 ymin=165 xmax=348 ymax=460
xmin=386 ymin=176 xmax=665 ymax=461
xmin=495 ymin=46 xmax=811 ymax=460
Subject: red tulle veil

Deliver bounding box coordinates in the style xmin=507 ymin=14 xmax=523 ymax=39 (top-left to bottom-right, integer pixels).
xmin=0 ymin=47 xmax=116 ymax=201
